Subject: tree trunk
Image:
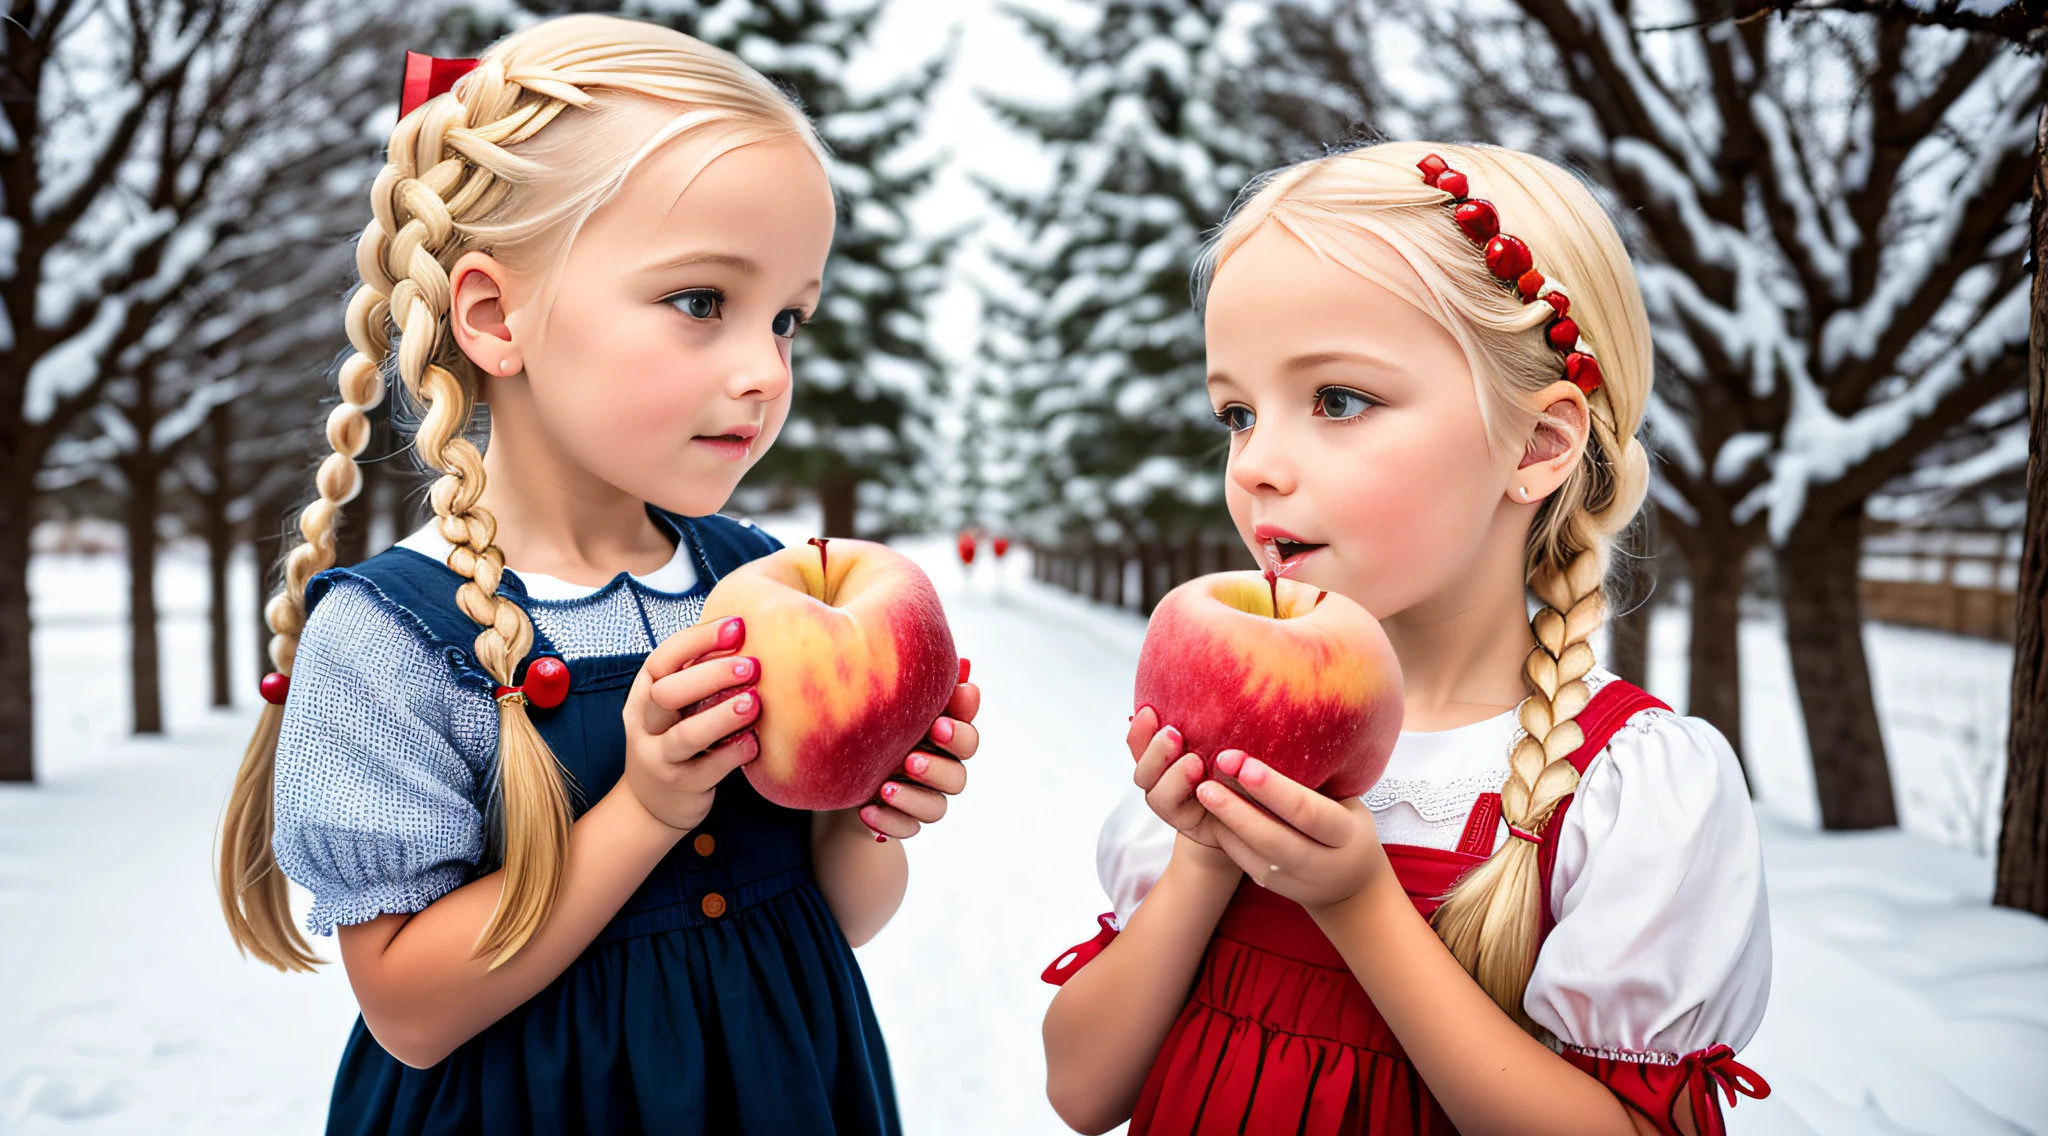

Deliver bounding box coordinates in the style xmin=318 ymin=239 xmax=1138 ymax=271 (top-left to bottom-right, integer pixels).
xmin=124 ymin=457 xmax=164 ymax=736
xmin=1679 ymin=527 xmax=1748 ymax=767
xmin=818 ymin=473 xmax=858 ymax=539
xmin=203 ymin=485 xmax=234 ymax=710
xmin=1779 ymin=506 xmax=1897 ymax=830
xmin=1609 ymin=592 xmax=1650 ymax=688
xmin=0 ymin=482 xmax=33 ymax=782
xmin=1996 ymin=103 xmax=2048 ymax=916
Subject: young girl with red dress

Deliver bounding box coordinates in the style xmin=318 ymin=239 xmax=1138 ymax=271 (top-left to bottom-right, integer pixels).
xmin=1042 ymin=143 xmax=1771 ymax=1136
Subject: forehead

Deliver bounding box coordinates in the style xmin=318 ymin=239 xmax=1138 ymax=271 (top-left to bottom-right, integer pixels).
xmin=1206 ymin=222 xmax=1439 ymax=342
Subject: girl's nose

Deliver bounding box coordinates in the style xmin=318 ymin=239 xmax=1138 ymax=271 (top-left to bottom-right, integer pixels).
xmin=1229 ymin=424 xmax=1297 ymax=498
xmin=726 ymin=333 xmax=794 ymax=404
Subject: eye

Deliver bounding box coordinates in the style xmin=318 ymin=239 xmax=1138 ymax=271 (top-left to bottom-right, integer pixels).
xmin=1214 ymin=404 xmax=1255 ymax=433
xmin=1313 ymin=387 xmax=1378 ymax=421
xmin=771 ymin=307 xmax=808 ymax=340
xmin=665 ymin=288 xmax=723 ymax=321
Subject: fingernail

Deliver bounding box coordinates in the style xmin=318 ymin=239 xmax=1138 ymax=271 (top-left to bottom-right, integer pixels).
xmin=907 ymin=753 xmax=930 ymax=776
xmin=1239 ymin=757 xmax=1267 ymax=786
xmin=717 ymin=617 xmax=745 ymax=650
xmin=1215 ymin=750 xmax=1244 ymax=777
xmin=1162 ymin=726 xmax=1182 ymax=748
xmin=732 ymin=692 xmax=755 ymax=715
xmin=882 ymin=782 xmax=900 ymax=800
xmin=1197 ymin=781 xmax=1223 ymax=804
xmin=931 ymin=717 xmax=955 ymax=745
xmin=957 ymin=658 xmax=971 ymax=684
xmin=733 ymin=656 xmax=755 ymax=679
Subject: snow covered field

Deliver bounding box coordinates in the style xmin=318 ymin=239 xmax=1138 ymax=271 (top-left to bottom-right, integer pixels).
xmin=2 ymin=534 xmax=2045 ymax=1134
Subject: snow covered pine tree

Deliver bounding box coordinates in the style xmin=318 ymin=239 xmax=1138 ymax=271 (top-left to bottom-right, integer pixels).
xmin=984 ymin=0 xmax=1274 ymax=610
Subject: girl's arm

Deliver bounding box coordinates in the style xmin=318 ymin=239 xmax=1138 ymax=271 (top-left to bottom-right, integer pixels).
xmin=337 ymin=616 xmax=760 ymax=1068
xmin=1042 ymin=836 xmax=1240 ymax=1134
xmin=1042 ymin=710 xmax=1244 ymax=1134
xmin=811 ymin=677 xmax=981 ymax=946
xmin=1193 ymin=752 xmax=1672 ymax=1136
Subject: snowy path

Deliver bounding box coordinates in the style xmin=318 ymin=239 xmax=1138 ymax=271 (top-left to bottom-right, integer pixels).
xmin=2 ymin=540 xmax=2045 ymax=1134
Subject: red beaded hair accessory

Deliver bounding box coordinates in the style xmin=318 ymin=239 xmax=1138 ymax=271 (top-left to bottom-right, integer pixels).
xmin=1416 ymin=153 xmax=1603 ymax=394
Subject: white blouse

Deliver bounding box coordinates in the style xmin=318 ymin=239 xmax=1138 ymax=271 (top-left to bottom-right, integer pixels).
xmin=1095 ymin=671 xmax=1771 ymax=1062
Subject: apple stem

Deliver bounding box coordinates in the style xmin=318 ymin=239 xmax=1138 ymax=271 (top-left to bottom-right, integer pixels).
xmin=1315 ymin=590 xmax=1327 ymax=609
xmin=1262 ymin=566 xmax=1280 ymax=619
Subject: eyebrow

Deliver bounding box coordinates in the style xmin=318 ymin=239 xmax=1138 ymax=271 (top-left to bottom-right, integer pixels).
xmin=1283 ymin=349 xmax=1407 ymax=375
xmin=647 ymin=251 xmax=761 ymax=275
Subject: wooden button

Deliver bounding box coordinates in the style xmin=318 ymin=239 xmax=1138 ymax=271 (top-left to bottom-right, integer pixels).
xmin=701 ymin=892 xmax=727 ymax=919
xmin=692 ymin=833 xmax=716 ymax=858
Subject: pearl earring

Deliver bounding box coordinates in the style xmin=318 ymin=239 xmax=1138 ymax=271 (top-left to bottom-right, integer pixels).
xmin=1518 ymin=486 xmax=1531 ymax=501
xmin=498 ymin=359 xmax=515 ymax=375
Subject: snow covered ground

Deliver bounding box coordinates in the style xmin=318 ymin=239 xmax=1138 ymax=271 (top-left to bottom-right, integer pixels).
xmin=2 ymin=534 xmax=2045 ymax=1134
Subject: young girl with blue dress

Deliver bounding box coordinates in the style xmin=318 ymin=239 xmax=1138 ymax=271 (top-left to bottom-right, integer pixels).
xmin=216 ymin=17 xmax=980 ymax=1134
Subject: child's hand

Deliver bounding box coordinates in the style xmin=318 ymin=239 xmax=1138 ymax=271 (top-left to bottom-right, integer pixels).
xmin=858 ymin=664 xmax=980 ymax=840
xmin=1129 ymin=705 xmax=1234 ymax=855
xmin=1193 ymin=749 xmax=1388 ymax=909
xmin=621 ymin=616 xmax=761 ymax=833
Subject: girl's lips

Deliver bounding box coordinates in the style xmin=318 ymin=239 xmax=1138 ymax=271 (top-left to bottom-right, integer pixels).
xmin=1261 ymin=537 xmax=1327 ymax=577
xmin=692 ymin=434 xmax=753 ymax=461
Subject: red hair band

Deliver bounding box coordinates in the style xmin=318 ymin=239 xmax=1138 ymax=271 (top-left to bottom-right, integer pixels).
xmin=399 ymin=51 xmax=480 ymax=118
xmin=1416 ymin=154 xmax=1604 ymax=394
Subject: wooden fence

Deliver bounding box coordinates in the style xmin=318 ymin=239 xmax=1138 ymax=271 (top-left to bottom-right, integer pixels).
xmin=1033 ymin=526 xmax=2024 ymax=642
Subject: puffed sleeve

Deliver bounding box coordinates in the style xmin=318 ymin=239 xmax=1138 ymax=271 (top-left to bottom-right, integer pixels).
xmin=271 ymin=578 xmax=500 ymax=936
xmin=1526 ymin=708 xmax=1773 ymax=1134
xmin=1096 ymin=788 xmax=1178 ymax=927
xmin=1528 ymin=708 xmax=1771 ymax=1053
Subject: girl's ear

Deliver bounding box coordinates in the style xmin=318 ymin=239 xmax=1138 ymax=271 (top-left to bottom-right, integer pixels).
xmin=449 ymin=251 xmax=520 ymax=376
xmin=1510 ymin=380 xmax=1590 ymax=504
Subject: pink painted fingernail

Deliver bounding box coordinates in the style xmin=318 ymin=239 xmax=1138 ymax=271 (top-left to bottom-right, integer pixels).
xmin=1162 ymin=726 xmax=1182 ymax=748
xmin=731 ymin=692 xmax=755 ymax=715
xmin=931 ymin=717 xmax=955 ymax=745
xmin=958 ymin=658 xmax=971 ymax=684
xmin=716 ymin=617 xmax=745 ymax=650
xmin=1239 ymin=757 xmax=1267 ymax=786
xmin=1215 ymin=750 xmax=1244 ymax=777
xmin=733 ymin=657 xmax=756 ymax=679
xmin=1197 ymin=781 xmax=1223 ymax=804
xmin=882 ymin=782 xmax=900 ymax=800
xmin=907 ymin=753 xmax=930 ymax=776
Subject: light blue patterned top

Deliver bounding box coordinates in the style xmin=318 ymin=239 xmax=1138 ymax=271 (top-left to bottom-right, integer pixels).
xmin=272 ymin=527 xmax=710 ymax=936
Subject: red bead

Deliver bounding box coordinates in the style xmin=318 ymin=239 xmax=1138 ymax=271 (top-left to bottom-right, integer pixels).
xmin=1543 ymin=292 xmax=1571 ymax=319
xmin=1416 ymin=154 xmax=1449 ymax=182
xmin=957 ymin=532 xmax=976 ymax=565
xmin=1566 ymin=352 xmax=1604 ymax=392
xmin=259 ymin=672 xmax=290 ymax=706
xmin=523 ymin=655 xmax=570 ymax=709
xmin=1484 ymin=235 xmax=1532 ymax=282
xmin=992 ymin=536 xmax=1010 ymax=557
xmin=1517 ymin=270 xmax=1545 ymax=302
xmin=1434 ymin=170 xmax=1468 ymax=199
xmin=1453 ymin=200 xmax=1498 ymax=243
xmin=1547 ymin=317 xmax=1581 ymax=353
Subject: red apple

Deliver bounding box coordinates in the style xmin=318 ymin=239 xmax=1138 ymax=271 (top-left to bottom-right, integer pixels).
xmin=699 ymin=538 xmax=958 ymax=810
xmin=1134 ymin=571 xmax=1402 ymax=798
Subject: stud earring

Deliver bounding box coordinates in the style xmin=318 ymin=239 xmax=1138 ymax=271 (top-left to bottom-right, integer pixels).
xmin=498 ymin=359 xmax=515 ymax=375
xmin=1518 ymin=486 xmax=1531 ymax=501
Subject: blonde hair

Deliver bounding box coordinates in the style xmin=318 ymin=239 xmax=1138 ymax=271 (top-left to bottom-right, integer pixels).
xmin=219 ymin=14 xmax=824 ymax=972
xmin=1196 ymin=142 xmax=1653 ymax=1032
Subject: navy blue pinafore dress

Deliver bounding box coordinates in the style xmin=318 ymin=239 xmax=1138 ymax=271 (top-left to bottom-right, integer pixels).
xmin=304 ymin=512 xmax=899 ymax=1136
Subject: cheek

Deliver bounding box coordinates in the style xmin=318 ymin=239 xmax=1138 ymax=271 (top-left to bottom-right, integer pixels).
xmin=1316 ymin=416 xmax=1506 ymax=611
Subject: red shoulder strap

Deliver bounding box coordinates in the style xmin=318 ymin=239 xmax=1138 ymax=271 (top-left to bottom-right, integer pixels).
xmin=1536 ymin=679 xmax=1670 ymax=938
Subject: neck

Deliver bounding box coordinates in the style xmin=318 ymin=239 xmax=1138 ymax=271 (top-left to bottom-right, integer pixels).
xmin=1380 ymin=508 xmax=1537 ymax=732
xmin=470 ymin=384 xmax=674 ymax=586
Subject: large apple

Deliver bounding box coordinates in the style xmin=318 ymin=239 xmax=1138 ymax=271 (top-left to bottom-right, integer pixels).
xmin=1134 ymin=571 xmax=1402 ymax=798
xmin=699 ymin=538 xmax=958 ymax=810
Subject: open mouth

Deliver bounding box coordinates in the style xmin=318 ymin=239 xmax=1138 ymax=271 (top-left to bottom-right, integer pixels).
xmin=1263 ymin=537 xmax=1328 ymax=574
xmin=692 ymin=433 xmax=755 ymax=459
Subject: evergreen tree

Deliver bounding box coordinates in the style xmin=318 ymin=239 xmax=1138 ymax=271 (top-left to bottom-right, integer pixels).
xmin=459 ymin=0 xmax=948 ymax=537
xmin=982 ymin=0 xmax=1274 ymax=593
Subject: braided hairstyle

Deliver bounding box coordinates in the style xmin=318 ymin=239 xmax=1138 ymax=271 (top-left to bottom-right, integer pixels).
xmin=219 ymin=15 xmax=823 ymax=972
xmin=1193 ymin=142 xmax=1653 ymax=1033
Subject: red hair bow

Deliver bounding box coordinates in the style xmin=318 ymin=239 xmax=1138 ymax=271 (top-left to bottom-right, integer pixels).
xmin=400 ymin=51 xmax=480 ymax=118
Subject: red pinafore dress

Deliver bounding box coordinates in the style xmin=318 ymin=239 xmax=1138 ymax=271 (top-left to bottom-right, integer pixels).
xmin=1046 ymin=680 xmax=1768 ymax=1136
